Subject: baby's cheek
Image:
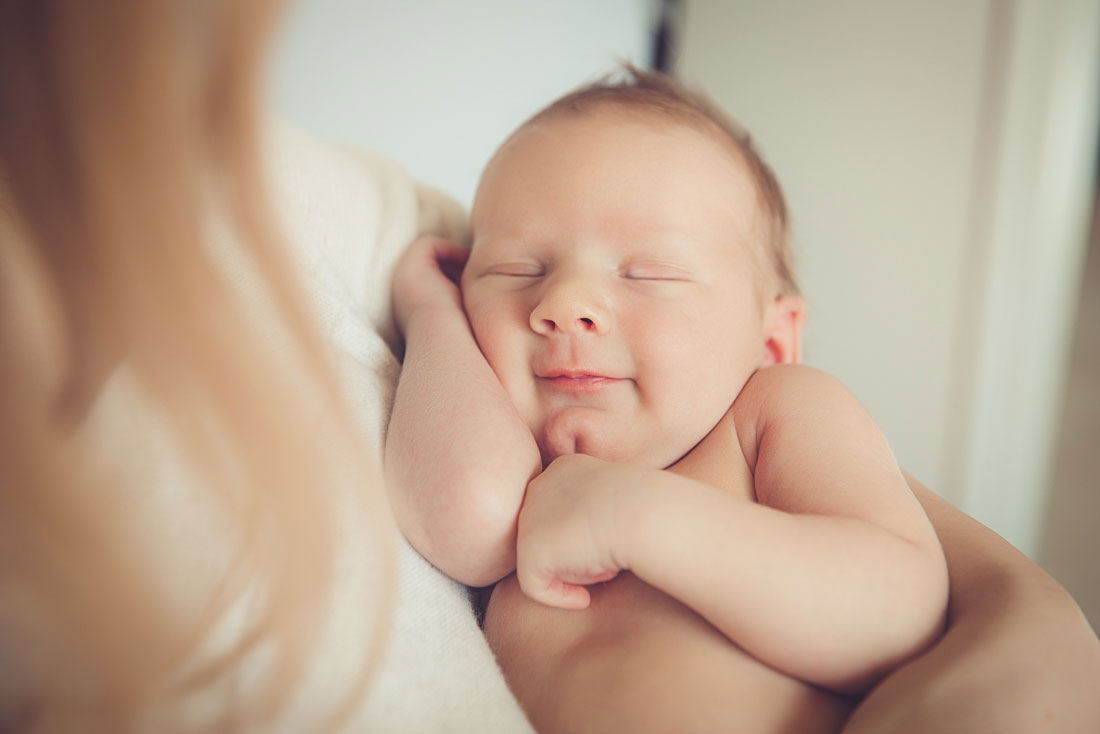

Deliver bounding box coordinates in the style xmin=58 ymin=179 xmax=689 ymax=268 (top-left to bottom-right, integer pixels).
xmin=653 ymin=361 xmax=736 ymax=438
xmin=474 ymin=325 xmax=516 ymax=376
xmin=480 ymin=347 xmax=535 ymax=419
xmin=463 ymin=300 xmax=492 ymax=342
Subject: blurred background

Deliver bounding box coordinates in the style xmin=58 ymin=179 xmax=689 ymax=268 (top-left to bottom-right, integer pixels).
xmin=269 ymin=0 xmax=1100 ymax=630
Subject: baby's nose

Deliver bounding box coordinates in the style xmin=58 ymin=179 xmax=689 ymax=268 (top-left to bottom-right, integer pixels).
xmin=529 ymin=279 xmax=610 ymax=336
xmin=533 ymin=314 xmax=598 ymax=334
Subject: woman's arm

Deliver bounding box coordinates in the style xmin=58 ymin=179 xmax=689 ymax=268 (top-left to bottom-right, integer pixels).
xmin=843 ymin=474 xmax=1100 ymax=733
xmin=385 ymin=237 xmax=541 ymax=587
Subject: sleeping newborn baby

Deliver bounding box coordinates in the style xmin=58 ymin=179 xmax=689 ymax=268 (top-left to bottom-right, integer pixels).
xmin=386 ymin=67 xmax=948 ymax=732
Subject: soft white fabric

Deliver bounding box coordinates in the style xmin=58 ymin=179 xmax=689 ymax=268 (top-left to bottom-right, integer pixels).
xmin=259 ymin=118 xmax=531 ymax=731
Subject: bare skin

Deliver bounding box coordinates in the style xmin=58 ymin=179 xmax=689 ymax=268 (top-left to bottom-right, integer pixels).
xmin=484 ymin=405 xmax=854 ymax=733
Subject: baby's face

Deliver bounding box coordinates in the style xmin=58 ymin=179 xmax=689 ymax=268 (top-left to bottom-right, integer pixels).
xmin=462 ymin=110 xmax=771 ymax=467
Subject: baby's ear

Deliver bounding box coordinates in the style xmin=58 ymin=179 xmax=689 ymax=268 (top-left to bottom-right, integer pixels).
xmin=763 ymin=294 xmax=807 ymax=365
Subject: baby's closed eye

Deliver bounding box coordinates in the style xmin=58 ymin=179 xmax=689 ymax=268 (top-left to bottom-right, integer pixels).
xmin=485 ymin=262 xmax=544 ymax=278
xmin=621 ymin=262 xmax=694 ymax=282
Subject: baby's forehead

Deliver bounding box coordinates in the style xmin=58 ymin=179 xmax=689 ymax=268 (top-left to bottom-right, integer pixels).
xmin=477 ymin=105 xmax=760 ymax=213
xmin=511 ymin=102 xmax=750 ymax=167
xmin=477 ymin=109 xmax=763 ymax=232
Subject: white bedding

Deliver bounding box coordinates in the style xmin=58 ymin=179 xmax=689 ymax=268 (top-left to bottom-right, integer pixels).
xmin=259 ymin=118 xmax=531 ymax=731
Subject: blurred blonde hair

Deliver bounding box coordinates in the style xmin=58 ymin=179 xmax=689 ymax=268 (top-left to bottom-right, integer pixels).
xmin=0 ymin=1 xmax=392 ymax=731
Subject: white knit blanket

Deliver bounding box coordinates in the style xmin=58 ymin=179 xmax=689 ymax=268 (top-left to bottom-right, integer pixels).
xmin=260 ymin=118 xmax=531 ymax=731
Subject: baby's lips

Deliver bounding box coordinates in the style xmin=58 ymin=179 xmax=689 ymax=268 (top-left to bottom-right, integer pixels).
xmin=538 ymin=374 xmax=627 ymax=395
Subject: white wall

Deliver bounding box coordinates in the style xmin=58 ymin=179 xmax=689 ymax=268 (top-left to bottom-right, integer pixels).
xmin=955 ymin=0 xmax=1100 ymax=557
xmin=678 ymin=0 xmax=1100 ymax=554
xmin=268 ymin=0 xmax=653 ymax=208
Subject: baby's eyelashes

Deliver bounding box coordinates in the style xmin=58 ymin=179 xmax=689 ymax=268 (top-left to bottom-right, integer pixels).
xmin=620 ymin=262 xmax=694 ymax=282
xmin=475 ymin=259 xmax=696 ymax=284
xmin=485 ymin=263 xmax=544 ymax=278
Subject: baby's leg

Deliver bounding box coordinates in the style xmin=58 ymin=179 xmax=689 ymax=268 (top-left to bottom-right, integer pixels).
xmin=485 ymin=573 xmax=852 ymax=733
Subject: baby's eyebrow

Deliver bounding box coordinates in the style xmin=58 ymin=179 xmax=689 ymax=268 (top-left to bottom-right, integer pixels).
xmin=468 ymin=233 xmax=512 ymax=255
xmin=472 ymin=229 xmax=559 ymax=259
xmin=619 ymin=230 xmax=707 ymax=257
xmin=618 ymin=218 xmax=705 ymax=241
xmin=471 ymin=227 xmax=532 ymax=247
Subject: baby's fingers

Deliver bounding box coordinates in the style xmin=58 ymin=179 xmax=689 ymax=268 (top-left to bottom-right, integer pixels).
xmin=418 ymin=236 xmax=469 ymax=283
xmin=519 ymin=574 xmax=592 ymax=610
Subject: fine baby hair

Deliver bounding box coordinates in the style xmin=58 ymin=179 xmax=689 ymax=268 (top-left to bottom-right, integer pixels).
xmin=514 ymin=64 xmax=799 ymax=299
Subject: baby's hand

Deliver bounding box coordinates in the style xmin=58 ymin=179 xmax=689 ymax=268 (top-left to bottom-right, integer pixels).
xmin=391 ymin=236 xmax=469 ymax=334
xmin=516 ymin=454 xmax=641 ymax=610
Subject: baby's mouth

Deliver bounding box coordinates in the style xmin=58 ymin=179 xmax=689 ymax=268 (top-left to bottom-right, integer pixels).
xmin=537 ymin=371 xmax=625 ymax=394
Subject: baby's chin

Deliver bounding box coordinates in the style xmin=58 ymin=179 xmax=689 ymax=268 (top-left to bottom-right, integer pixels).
xmin=538 ymin=412 xmax=622 ymax=466
xmin=536 ymin=414 xmax=668 ymax=469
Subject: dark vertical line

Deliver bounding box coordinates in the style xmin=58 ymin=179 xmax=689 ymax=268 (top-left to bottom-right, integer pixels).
xmin=650 ymin=0 xmax=683 ymax=73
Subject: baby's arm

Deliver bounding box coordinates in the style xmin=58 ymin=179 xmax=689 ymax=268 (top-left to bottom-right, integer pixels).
xmin=516 ymin=364 xmax=947 ymax=694
xmin=385 ymin=236 xmax=541 ymax=586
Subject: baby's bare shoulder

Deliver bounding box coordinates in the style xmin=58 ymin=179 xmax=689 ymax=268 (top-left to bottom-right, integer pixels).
xmin=743 ymin=363 xmax=844 ymax=395
xmin=736 ymin=364 xmax=853 ymax=417
xmin=731 ymin=365 xmax=856 ymax=469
